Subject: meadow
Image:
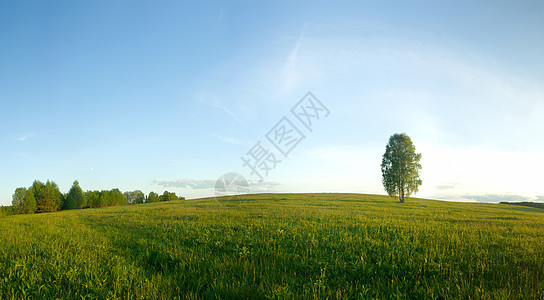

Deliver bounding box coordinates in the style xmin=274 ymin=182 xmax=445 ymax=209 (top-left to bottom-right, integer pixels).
xmin=0 ymin=193 xmax=542 ymax=299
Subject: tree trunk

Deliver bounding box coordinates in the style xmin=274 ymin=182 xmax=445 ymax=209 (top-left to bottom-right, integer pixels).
xmin=400 ymin=190 xmax=405 ymax=203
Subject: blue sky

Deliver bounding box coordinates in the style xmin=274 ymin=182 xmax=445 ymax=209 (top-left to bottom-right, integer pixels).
xmin=1 ymin=1 xmax=543 ymax=205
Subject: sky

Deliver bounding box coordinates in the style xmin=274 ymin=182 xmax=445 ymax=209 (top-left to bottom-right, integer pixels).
xmin=1 ymin=1 xmax=543 ymax=205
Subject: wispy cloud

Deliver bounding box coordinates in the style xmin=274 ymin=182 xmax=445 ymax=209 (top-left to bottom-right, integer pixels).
xmin=198 ymin=97 xmax=243 ymax=123
xmin=190 ymin=27 xmax=543 ymax=201
xmin=435 ymin=184 xmax=459 ymax=190
xmin=272 ymin=33 xmax=544 ymax=148
xmin=17 ymin=133 xmax=38 ymax=142
xmin=282 ymin=32 xmax=305 ymax=92
xmin=217 ymin=8 xmax=224 ymax=23
xmin=211 ymin=133 xmax=251 ymax=146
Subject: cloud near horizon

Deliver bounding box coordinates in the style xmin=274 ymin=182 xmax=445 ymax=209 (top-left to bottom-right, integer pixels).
xmin=459 ymin=194 xmax=535 ymax=203
xmin=152 ymin=178 xmax=281 ymax=193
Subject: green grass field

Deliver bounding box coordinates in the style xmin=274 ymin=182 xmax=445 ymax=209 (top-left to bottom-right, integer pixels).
xmin=0 ymin=193 xmax=543 ymax=299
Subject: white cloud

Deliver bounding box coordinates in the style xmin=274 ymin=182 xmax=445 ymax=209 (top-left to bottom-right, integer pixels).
xmin=459 ymin=194 xmax=530 ymax=203
xmin=153 ymin=178 xmax=216 ymax=189
xmin=17 ymin=133 xmax=37 ymax=142
xmin=152 ymin=178 xmax=280 ymax=193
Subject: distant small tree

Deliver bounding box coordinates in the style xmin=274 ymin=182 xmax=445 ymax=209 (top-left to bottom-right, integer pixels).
xmin=12 ymin=187 xmax=36 ymax=214
xmin=60 ymin=193 xmax=66 ymax=210
xmin=124 ymin=191 xmax=132 ymax=204
xmin=133 ymin=190 xmax=145 ymax=204
xmin=381 ymin=133 xmax=422 ymax=203
xmin=23 ymin=190 xmax=37 ymax=214
xmin=30 ymin=180 xmax=46 ymax=212
xmin=94 ymin=191 xmax=105 ymax=207
xmin=0 ymin=206 xmax=14 ymax=217
xmin=147 ymin=192 xmax=160 ymax=203
xmin=12 ymin=187 xmax=26 ymax=214
xmin=100 ymin=190 xmax=112 ymax=206
xmin=32 ymin=180 xmax=62 ymax=212
xmin=125 ymin=190 xmax=145 ymax=204
xmin=161 ymin=191 xmax=178 ymax=202
xmin=110 ymin=188 xmax=126 ymax=206
xmin=86 ymin=190 xmax=100 ymax=208
xmin=66 ymin=181 xmax=86 ymax=209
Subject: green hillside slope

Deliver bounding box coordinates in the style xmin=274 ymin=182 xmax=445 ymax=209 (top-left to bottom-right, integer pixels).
xmin=0 ymin=193 xmax=542 ymax=299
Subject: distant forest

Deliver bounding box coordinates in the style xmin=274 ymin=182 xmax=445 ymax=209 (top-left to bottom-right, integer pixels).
xmin=1 ymin=180 xmax=184 ymax=217
xmin=500 ymin=202 xmax=544 ymax=210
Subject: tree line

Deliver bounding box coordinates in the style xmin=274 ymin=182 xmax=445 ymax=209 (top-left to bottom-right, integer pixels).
xmin=500 ymin=202 xmax=544 ymax=210
xmin=6 ymin=180 xmax=184 ymax=216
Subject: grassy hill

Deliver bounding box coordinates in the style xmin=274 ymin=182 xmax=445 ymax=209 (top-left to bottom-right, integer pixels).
xmin=0 ymin=193 xmax=542 ymax=299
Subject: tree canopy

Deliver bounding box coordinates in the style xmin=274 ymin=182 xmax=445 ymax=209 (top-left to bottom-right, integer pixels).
xmin=86 ymin=190 xmax=102 ymax=208
xmin=125 ymin=190 xmax=145 ymax=204
xmin=381 ymin=133 xmax=422 ymax=203
xmin=8 ymin=180 xmax=184 ymax=216
xmin=12 ymin=187 xmax=36 ymax=214
xmin=65 ymin=180 xmax=86 ymax=209
xmin=147 ymin=192 xmax=160 ymax=203
xmin=162 ymin=191 xmax=179 ymax=202
xmin=31 ymin=180 xmax=62 ymax=213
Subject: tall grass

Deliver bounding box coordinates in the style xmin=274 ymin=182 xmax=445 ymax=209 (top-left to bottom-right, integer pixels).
xmin=0 ymin=193 xmax=542 ymax=299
